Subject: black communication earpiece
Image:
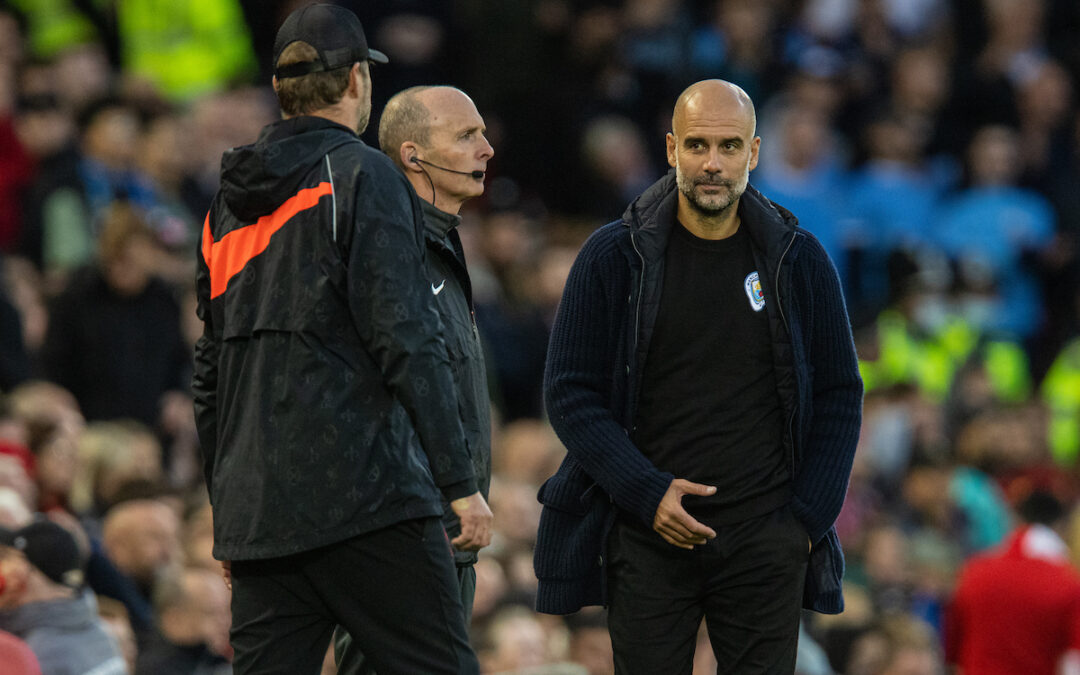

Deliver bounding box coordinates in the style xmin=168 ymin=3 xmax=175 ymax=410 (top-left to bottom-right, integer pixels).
xmin=411 ymin=157 xmax=484 ymax=179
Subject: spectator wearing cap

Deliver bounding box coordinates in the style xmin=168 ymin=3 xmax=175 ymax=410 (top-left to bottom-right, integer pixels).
xmin=0 ymin=519 xmax=126 ymax=675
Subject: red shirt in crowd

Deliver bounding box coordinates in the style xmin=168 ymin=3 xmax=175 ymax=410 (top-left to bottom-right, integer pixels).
xmin=945 ymin=524 xmax=1080 ymax=675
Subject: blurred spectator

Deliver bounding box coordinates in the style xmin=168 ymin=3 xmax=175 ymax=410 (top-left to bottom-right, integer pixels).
xmin=886 ymin=45 xmax=954 ymax=158
xmin=752 ymin=104 xmax=849 ymax=280
xmin=131 ymin=112 xmax=202 ymax=283
xmin=21 ymin=96 xmax=145 ymax=277
xmin=0 ymin=44 xmax=35 ymax=253
xmin=101 ymin=498 xmax=181 ymax=601
xmin=480 ymin=604 xmax=565 ymax=674
xmin=68 ymin=420 xmax=164 ymax=522
xmin=27 ymin=415 xmax=76 ymax=513
xmin=579 ymin=115 xmax=657 ymax=220
xmin=135 ymin=566 xmax=230 ymax=675
xmin=565 ymin=611 xmax=613 ymax=675
xmin=1015 ymin=59 xmax=1073 ymax=189
xmin=6 ymin=380 xmax=85 ymax=446
xmin=844 ymin=110 xmax=947 ymax=323
xmin=0 ymin=518 xmax=126 ymax=675
xmin=845 ymin=615 xmax=943 ymax=675
xmin=1 ymin=258 xmax=48 ymax=363
xmin=934 ymin=124 xmax=1055 ymax=338
xmin=179 ymin=498 xmax=215 ymax=573
xmin=114 ymin=0 xmax=256 ymax=103
xmin=0 ymin=258 xmax=31 ymax=390
xmin=97 ymin=596 xmax=137 ymax=675
xmin=945 ymin=490 xmax=1080 ymax=674
xmin=492 ymin=418 xmax=565 ymax=488
xmin=40 ymin=203 xmax=191 ymax=427
xmin=474 ymin=210 xmax=550 ymax=421
xmin=689 ymin=0 xmax=786 ymax=103
xmin=5 ymin=0 xmax=100 ymax=62
xmin=0 ymin=486 xmax=33 ymax=529
xmin=1043 ymin=336 xmax=1080 ymax=465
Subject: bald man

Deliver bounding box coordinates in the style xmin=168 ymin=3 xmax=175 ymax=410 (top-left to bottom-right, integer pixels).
xmin=535 ymin=80 xmax=862 ymax=672
xmin=332 ymin=86 xmax=494 ymax=675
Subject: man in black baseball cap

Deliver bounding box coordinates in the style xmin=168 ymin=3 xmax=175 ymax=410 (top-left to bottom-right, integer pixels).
xmin=272 ymin=3 xmax=388 ymax=80
xmin=194 ymin=3 xmax=490 ymax=674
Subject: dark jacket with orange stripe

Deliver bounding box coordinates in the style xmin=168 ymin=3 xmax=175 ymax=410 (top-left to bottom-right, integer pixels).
xmin=193 ymin=116 xmax=477 ymax=561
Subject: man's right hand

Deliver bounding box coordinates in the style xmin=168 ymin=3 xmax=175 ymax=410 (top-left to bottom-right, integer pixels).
xmin=450 ymin=491 xmax=493 ymax=552
xmin=653 ymin=479 xmax=718 ymax=549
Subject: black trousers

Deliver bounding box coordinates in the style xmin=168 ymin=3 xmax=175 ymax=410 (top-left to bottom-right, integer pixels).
xmin=332 ymin=564 xmax=477 ymax=675
xmin=607 ymin=503 xmax=809 ymax=675
xmin=229 ymin=517 xmax=479 ymax=675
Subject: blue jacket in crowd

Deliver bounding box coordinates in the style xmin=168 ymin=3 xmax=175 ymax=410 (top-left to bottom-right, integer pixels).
xmin=534 ymin=172 xmax=863 ymax=615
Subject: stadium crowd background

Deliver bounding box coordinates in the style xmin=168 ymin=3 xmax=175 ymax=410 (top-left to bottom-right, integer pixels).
xmin=0 ymin=0 xmax=1079 ymax=673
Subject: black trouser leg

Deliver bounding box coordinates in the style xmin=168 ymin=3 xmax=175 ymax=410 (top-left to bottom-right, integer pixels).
xmin=607 ymin=519 xmax=703 ymax=675
xmin=606 ymin=504 xmax=809 ymax=675
xmin=334 ymin=562 xmax=479 ymax=675
xmin=703 ymin=505 xmax=808 ymax=673
xmin=231 ymin=517 xmax=479 ymax=675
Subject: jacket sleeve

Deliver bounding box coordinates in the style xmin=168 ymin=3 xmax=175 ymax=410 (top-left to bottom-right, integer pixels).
xmin=346 ymin=165 xmax=476 ymax=499
xmin=192 ymin=211 xmax=220 ymax=496
xmin=789 ymin=235 xmax=863 ymax=544
xmin=544 ymin=228 xmax=673 ymax=527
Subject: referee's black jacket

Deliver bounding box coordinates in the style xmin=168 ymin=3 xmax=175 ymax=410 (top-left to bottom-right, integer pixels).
xmin=193 ymin=116 xmax=477 ymax=562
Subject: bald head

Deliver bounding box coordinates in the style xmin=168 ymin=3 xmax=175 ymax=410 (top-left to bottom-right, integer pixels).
xmin=379 ymin=85 xmax=436 ymax=171
xmin=379 ymin=86 xmax=479 ymax=168
xmin=380 ymin=85 xmax=492 ymax=213
xmin=666 ymin=80 xmax=760 ymax=234
xmin=672 ymin=80 xmax=756 ymax=138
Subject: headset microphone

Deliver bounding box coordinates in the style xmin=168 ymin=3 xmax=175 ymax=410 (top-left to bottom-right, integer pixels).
xmin=411 ymin=157 xmax=484 ymax=179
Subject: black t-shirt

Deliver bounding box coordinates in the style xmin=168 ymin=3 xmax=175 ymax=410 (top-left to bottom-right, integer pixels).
xmin=634 ymin=221 xmax=790 ymax=525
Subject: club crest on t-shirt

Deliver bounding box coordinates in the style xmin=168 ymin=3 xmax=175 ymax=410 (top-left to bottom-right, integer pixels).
xmin=744 ymin=271 xmax=765 ymax=312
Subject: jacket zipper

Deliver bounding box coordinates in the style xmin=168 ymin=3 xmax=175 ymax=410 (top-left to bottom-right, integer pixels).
xmin=629 ymin=227 xmax=647 ymax=435
xmin=775 ymin=231 xmax=798 ymax=479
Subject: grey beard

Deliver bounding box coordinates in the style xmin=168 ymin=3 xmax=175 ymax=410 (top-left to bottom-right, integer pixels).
xmin=676 ymin=170 xmax=743 ymax=215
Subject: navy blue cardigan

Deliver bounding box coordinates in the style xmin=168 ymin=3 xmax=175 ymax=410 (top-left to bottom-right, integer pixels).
xmin=535 ymin=173 xmax=863 ymax=615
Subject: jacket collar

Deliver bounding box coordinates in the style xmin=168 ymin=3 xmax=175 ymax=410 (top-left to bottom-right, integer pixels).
xmin=258 ymin=115 xmax=358 ymax=143
xmin=622 ymin=170 xmax=797 ymax=262
xmin=420 ymin=199 xmax=461 ymax=242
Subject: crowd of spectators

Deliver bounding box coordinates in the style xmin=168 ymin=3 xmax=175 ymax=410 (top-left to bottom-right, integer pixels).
xmin=0 ymin=0 xmax=1079 ymax=673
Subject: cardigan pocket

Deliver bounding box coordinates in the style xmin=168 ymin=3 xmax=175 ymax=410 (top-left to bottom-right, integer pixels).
xmin=535 ymin=462 xmax=610 ymax=580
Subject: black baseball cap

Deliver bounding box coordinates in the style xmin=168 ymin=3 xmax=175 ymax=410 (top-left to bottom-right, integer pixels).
xmin=273 ymin=3 xmax=388 ymax=80
xmin=0 ymin=520 xmax=85 ymax=589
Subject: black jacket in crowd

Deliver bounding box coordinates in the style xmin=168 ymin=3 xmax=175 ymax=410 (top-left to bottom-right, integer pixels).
xmin=420 ymin=199 xmax=492 ymax=567
xmin=193 ymin=116 xmax=477 ymax=562
xmin=42 ymin=266 xmax=189 ymax=425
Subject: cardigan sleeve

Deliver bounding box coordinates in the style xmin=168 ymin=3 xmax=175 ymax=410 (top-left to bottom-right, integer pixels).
xmin=788 ymin=234 xmax=864 ymax=544
xmin=543 ymin=226 xmax=673 ymax=527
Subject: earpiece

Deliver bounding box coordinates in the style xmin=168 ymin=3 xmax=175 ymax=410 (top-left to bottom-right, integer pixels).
xmin=411 ymin=157 xmax=485 ymax=180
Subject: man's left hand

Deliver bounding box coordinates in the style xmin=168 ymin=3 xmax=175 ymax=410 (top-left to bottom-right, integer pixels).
xmin=450 ymin=491 xmax=493 ymax=551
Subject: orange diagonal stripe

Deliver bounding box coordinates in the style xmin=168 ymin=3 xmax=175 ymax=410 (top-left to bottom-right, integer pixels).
xmin=206 ymin=182 xmax=332 ymax=299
